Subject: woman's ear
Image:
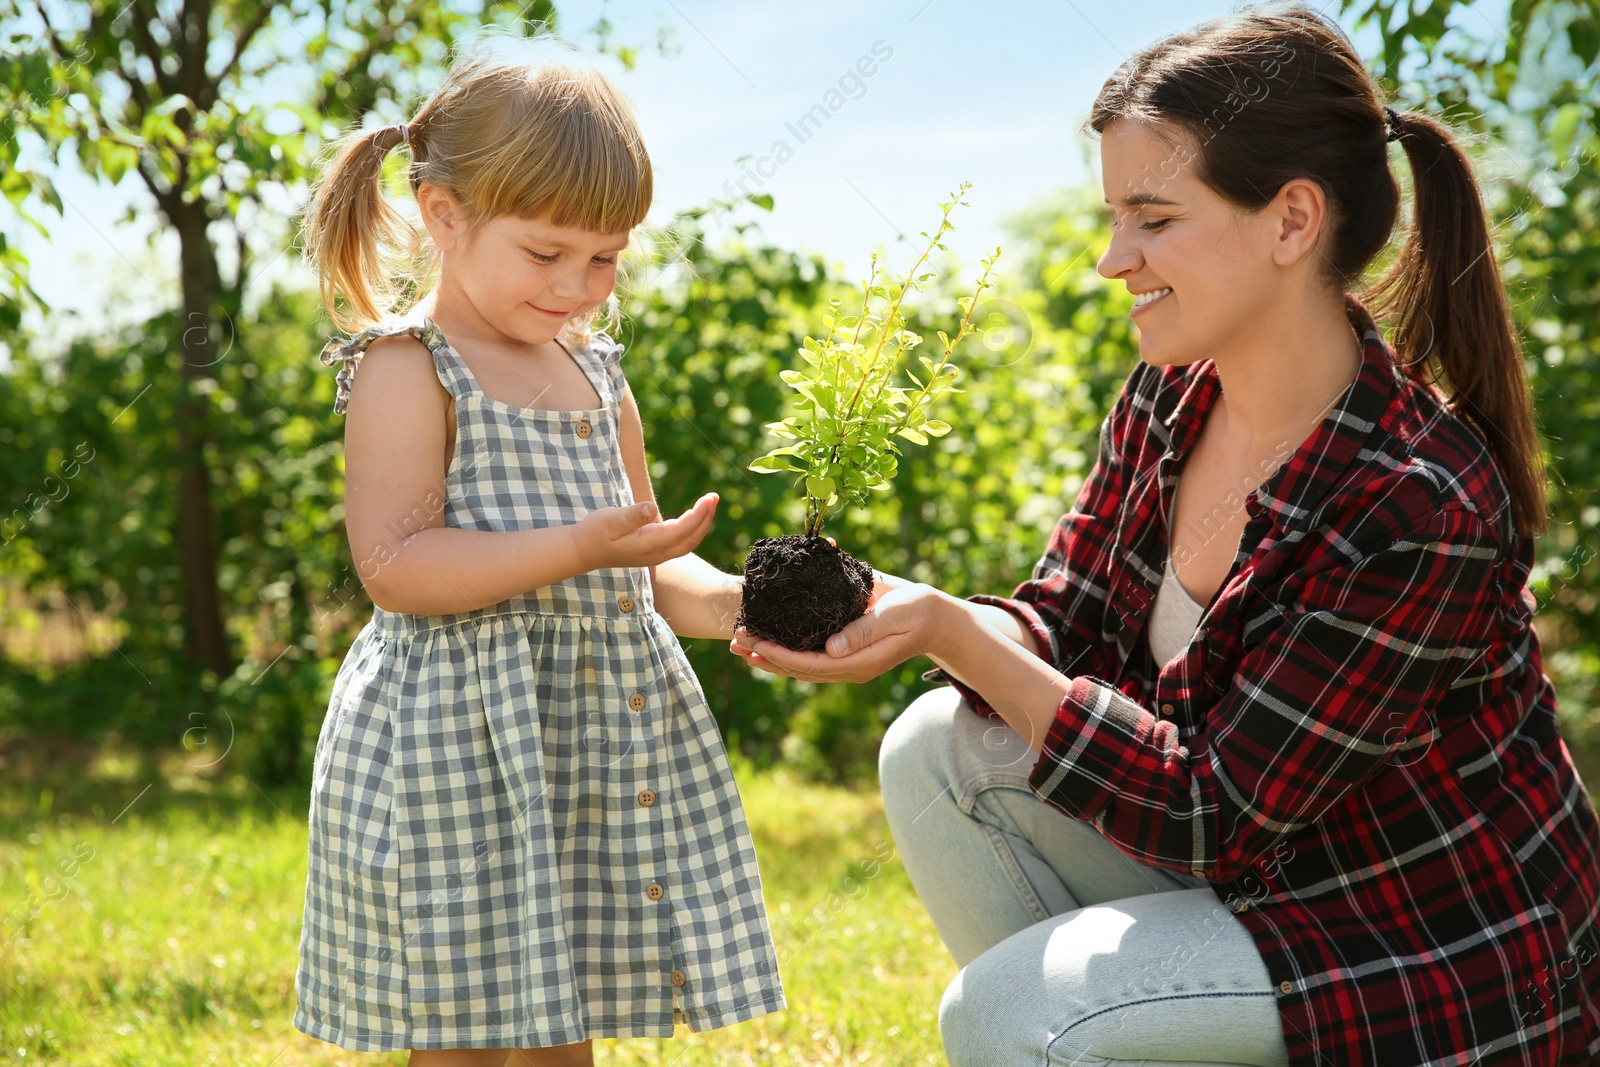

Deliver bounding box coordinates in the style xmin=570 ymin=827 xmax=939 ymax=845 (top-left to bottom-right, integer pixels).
xmin=1268 ymin=177 xmax=1329 ymax=269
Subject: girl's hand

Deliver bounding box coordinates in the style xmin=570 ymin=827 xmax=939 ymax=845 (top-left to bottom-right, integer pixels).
xmin=572 ymin=492 xmax=719 ymax=570
xmin=728 ymin=571 xmax=950 ymax=683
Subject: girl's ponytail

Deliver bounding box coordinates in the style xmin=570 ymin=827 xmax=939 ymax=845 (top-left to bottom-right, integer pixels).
xmin=1365 ymin=110 xmax=1547 ymax=537
xmin=299 ymin=48 xmax=652 ymax=341
xmin=303 ymin=122 xmax=424 ymax=333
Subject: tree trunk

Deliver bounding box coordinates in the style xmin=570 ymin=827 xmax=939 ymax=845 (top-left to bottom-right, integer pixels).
xmin=172 ymin=201 xmax=231 ymax=677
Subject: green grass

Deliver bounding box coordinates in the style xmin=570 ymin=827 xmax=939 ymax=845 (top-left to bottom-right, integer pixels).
xmin=0 ymin=738 xmax=950 ymax=1066
xmin=10 ymin=734 xmax=1590 ymax=1067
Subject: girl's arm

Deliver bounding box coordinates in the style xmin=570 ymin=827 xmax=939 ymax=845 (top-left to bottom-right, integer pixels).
xmin=615 ymin=384 xmax=743 ymax=639
xmin=344 ymin=335 xmax=718 ymax=616
xmin=654 ymin=554 xmax=744 ymax=639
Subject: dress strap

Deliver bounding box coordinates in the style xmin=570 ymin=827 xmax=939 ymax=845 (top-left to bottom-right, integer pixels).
xmin=317 ymin=317 xmax=475 ymax=415
xmin=573 ymin=328 xmax=628 ymax=409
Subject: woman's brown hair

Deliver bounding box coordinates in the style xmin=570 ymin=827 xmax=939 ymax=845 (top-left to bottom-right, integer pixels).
xmin=302 ymin=41 xmax=654 ymax=341
xmin=1087 ymin=4 xmax=1546 ymax=536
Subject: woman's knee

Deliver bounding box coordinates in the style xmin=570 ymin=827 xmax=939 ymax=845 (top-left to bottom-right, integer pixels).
xmin=878 ymin=687 xmax=964 ymax=811
xmin=940 ymin=964 xmax=1023 ymax=1067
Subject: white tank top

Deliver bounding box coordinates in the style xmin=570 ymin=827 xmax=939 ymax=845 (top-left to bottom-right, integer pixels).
xmin=1149 ymin=555 xmax=1205 ymax=666
xmin=1150 ymin=477 xmax=1207 ymax=667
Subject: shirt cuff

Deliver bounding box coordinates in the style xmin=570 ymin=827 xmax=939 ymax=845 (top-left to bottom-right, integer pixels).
xmin=919 ymin=594 xmax=1059 ymax=719
xmin=1027 ymin=675 xmax=1152 ymax=823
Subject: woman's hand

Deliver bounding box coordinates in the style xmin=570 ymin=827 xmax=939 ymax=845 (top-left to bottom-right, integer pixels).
xmin=729 ymin=571 xmax=953 ymax=683
xmin=571 ymin=492 xmax=719 ymax=570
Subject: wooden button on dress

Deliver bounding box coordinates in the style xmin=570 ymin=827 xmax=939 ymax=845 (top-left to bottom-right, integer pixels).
xmin=670 ymin=970 xmax=687 ymax=987
xmin=575 ymin=420 xmax=593 ymax=439
xmin=628 ymin=693 xmax=647 ymax=712
xmin=646 ymin=882 xmax=665 ymax=901
xmin=639 ymin=789 xmax=657 ymax=807
xmin=618 ymin=595 xmax=635 ymax=612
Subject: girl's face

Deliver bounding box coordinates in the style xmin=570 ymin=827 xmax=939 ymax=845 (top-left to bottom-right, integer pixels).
xmin=425 ymin=193 xmax=631 ymax=344
xmin=1095 ymin=119 xmax=1284 ymax=368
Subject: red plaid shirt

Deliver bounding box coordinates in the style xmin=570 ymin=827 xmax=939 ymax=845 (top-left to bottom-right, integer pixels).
xmin=930 ymin=297 xmax=1600 ymax=1066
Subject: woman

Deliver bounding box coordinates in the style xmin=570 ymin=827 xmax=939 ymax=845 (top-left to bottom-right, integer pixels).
xmin=731 ymin=7 xmax=1600 ymax=1066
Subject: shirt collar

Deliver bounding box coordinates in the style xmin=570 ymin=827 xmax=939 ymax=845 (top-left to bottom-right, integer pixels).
xmin=1162 ymin=295 xmax=1398 ymax=533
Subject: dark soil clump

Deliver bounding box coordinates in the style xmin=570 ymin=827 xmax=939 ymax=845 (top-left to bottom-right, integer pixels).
xmin=738 ymin=535 xmax=874 ymax=652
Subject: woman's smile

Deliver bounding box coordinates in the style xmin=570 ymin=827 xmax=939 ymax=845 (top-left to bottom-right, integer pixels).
xmin=1130 ymin=286 xmax=1173 ymax=314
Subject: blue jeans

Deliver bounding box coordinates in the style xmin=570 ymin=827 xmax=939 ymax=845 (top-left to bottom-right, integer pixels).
xmin=879 ymin=687 xmax=1292 ymax=1067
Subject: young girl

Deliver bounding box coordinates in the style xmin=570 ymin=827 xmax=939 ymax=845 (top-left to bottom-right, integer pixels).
xmin=735 ymin=6 xmax=1600 ymax=1066
xmin=292 ymin=50 xmax=785 ymax=1065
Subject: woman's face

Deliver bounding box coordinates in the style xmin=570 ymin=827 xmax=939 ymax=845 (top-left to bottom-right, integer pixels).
xmin=423 ymin=189 xmax=630 ymax=345
xmin=1096 ymin=118 xmax=1282 ymax=368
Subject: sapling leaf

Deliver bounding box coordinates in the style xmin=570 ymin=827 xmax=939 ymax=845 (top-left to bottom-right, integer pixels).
xmin=752 ymin=184 xmax=1001 ymax=538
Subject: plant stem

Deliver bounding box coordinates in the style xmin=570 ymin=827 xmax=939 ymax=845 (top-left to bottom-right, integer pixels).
xmin=808 ymin=192 xmax=967 ymax=531
xmin=891 ymin=249 xmax=1000 ymax=435
xmin=835 ymin=192 xmax=963 ymax=434
xmin=850 ymin=255 xmax=876 ymax=348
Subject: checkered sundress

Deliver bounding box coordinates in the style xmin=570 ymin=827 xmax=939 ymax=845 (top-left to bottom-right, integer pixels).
xmin=293 ymin=317 xmax=784 ymax=1051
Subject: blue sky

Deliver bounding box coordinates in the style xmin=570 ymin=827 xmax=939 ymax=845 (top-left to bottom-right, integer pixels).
xmin=15 ymin=0 xmax=1393 ymax=339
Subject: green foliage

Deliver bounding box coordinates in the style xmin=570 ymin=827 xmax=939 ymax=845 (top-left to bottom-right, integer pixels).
xmin=749 ymin=185 xmax=1001 ymax=538
xmin=0 ymin=288 xmax=355 ymax=781
xmin=1 ymin=1 xmax=1595 ymax=788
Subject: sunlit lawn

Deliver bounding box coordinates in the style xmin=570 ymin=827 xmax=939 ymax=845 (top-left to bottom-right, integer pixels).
xmin=0 ymin=737 xmax=949 ymax=1066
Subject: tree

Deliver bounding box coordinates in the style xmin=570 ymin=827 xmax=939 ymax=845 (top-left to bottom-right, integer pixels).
xmin=0 ymin=0 xmax=647 ymax=676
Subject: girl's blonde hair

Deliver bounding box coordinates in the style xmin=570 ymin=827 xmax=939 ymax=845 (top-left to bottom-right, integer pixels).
xmin=302 ymin=44 xmax=654 ymax=339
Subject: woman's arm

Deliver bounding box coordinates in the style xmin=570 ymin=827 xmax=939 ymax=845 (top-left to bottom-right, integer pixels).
xmin=732 ymin=578 xmax=1061 ymax=745
xmin=731 ymin=363 xmax=1161 ymax=691
xmin=343 ymin=335 xmax=717 ymax=616
xmin=746 ymin=505 xmax=1502 ymax=882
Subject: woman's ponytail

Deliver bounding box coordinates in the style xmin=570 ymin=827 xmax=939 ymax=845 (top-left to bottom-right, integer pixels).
xmin=302 ymin=122 xmax=423 ymax=333
xmin=1364 ymin=110 xmax=1548 ymax=536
